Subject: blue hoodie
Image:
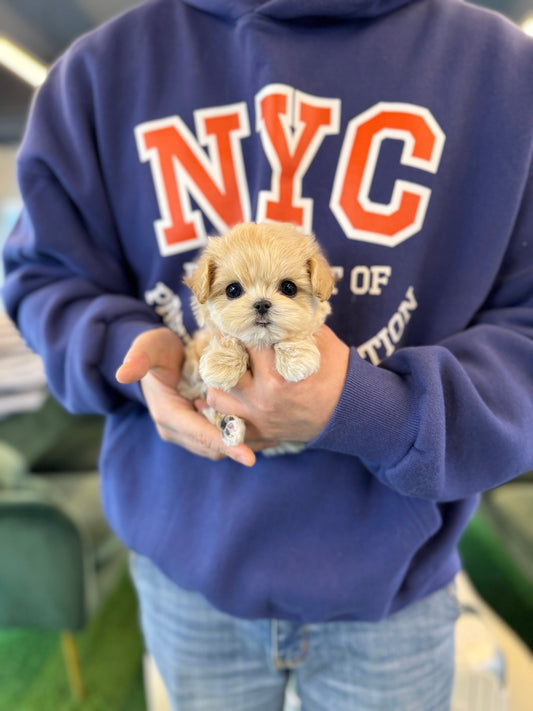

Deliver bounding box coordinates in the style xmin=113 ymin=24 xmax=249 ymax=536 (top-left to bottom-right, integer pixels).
xmin=4 ymin=0 xmax=533 ymax=622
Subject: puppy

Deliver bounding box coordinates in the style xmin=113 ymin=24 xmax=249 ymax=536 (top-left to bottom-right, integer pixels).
xmin=179 ymin=222 xmax=335 ymax=452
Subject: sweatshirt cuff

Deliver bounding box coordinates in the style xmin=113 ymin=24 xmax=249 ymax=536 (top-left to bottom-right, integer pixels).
xmin=309 ymin=348 xmax=419 ymax=468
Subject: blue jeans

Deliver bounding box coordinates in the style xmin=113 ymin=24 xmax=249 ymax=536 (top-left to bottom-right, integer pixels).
xmin=130 ymin=554 xmax=460 ymax=711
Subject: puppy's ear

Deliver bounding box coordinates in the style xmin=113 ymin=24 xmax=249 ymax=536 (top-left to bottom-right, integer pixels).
xmin=308 ymin=251 xmax=335 ymax=301
xmin=184 ymin=254 xmax=216 ymax=304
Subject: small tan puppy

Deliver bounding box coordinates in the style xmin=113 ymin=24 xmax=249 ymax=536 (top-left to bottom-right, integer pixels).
xmin=179 ymin=222 xmax=335 ymax=451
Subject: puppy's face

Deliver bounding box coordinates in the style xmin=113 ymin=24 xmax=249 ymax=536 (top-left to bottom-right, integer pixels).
xmin=185 ymin=223 xmax=335 ymax=347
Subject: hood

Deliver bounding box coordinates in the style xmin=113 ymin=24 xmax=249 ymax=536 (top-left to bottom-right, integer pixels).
xmin=183 ymin=0 xmax=421 ymax=21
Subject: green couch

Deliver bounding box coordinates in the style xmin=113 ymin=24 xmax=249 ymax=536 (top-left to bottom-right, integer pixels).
xmin=459 ymin=470 xmax=533 ymax=651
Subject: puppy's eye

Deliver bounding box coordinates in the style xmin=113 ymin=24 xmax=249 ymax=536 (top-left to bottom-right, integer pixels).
xmin=279 ymin=280 xmax=297 ymax=297
xmin=226 ymin=282 xmax=243 ymax=299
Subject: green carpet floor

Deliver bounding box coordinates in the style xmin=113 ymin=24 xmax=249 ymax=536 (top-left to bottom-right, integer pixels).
xmin=0 ymin=570 xmax=146 ymax=711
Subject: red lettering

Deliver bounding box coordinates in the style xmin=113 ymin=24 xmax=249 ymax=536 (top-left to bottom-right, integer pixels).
xmin=256 ymin=85 xmax=340 ymax=233
xmin=331 ymin=103 xmax=445 ymax=247
xmin=135 ymin=104 xmax=251 ymax=255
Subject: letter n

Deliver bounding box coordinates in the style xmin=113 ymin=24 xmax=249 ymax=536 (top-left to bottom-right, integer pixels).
xmin=135 ymin=104 xmax=251 ymax=255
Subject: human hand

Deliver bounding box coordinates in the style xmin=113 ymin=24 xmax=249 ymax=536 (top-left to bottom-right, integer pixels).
xmin=115 ymin=327 xmax=256 ymax=466
xmin=206 ymin=325 xmax=350 ymax=445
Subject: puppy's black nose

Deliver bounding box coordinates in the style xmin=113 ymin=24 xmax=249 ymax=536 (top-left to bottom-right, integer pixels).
xmin=254 ymin=299 xmax=272 ymax=315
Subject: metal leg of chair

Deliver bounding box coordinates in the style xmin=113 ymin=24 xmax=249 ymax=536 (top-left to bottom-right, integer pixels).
xmin=60 ymin=630 xmax=85 ymax=700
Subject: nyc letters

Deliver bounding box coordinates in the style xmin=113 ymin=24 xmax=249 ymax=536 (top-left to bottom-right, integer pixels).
xmin=135 ymin=84 xmax=445 ymax=256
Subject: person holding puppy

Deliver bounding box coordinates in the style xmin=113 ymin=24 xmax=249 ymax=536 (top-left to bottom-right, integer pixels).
xmin=4 ymin=0 xmax=533 ymax=708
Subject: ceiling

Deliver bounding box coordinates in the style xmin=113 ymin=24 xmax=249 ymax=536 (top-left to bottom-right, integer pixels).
xmin=0 ymin=0 xmax=142 ymax=143
xmin=0 ymin=0 xmax=530 ymax=144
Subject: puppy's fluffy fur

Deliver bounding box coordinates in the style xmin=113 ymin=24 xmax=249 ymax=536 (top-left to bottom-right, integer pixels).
xmin=179 ymin=222 xmax=335 ymax=451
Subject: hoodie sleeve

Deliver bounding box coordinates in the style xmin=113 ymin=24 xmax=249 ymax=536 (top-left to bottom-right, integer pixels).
xmin=2 ymin=47 xmax=160 ymax=415
xmin=311 ymin=168 xmax=533 ymax=503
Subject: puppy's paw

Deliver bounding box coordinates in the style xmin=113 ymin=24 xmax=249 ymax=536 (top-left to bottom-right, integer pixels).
xmin=199 ymin=337 xmax=248 ymax=391
xmin=220 ymin=415 xmax=246 ymax=446
xmin=204 ymin=408 xmax=246 ymax=446
xmin=274 ymin=340 xmax=320 ymax=382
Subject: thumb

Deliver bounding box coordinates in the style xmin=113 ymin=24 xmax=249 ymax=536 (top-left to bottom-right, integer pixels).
xmin=116 ymin=327 xmax=184 ymax=385
xmin=115 ymin=348 xmax=151 ymax=384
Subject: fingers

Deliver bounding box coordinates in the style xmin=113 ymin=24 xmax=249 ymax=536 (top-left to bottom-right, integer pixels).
xmin=169 ymin=409 xmax=256 ymax=467
xmin=145 ymin=377 xmax=256 ymax=467
xmin=195 ymin=398 xmax=279 ymax=453
xmin=116 ymin=328 xmax=255 ymax=466
xmin=158 ymin=406 xmax=256 ymax=466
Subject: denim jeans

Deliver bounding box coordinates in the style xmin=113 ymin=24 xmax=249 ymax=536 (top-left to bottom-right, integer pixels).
xmin=130 ymin=553 xmax=460 ymax=711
